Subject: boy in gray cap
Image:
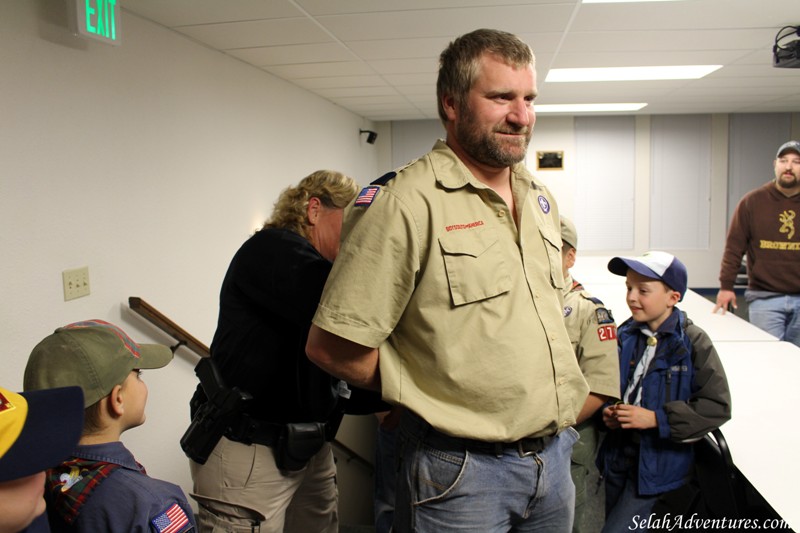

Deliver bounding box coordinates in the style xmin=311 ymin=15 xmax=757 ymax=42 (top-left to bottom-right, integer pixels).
xmin=24 ymin=320 xmax=195 ymax=533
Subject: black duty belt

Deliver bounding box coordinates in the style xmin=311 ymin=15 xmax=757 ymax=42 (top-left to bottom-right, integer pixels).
xmin=226 ymin=416 xmax=283 ymax=447
xmin=225 ymin=416 xmax=337 ymax=448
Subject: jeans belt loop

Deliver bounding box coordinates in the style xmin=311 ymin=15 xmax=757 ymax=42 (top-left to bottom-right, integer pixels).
xmin=518 ymin=439 xmax=537 ymax=458
xmin=493 ymin=442 xmax=504 ymax=458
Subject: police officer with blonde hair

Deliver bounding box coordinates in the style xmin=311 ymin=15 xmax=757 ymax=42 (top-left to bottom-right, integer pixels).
xmin=189 ymin=170 xmax=384 ymax=532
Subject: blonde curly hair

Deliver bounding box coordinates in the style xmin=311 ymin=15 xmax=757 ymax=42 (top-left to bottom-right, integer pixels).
xmin=262 ymin=170 xmax=359 ymax=240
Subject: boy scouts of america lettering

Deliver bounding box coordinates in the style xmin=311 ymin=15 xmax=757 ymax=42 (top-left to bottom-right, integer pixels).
xmin=446 ymin=220 xmax=485 ymax=232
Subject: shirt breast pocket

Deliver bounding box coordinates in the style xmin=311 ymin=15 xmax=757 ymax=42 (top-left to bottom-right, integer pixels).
xmin=539 ymin=225 xmax=565 ymax=290
xmin=439 ymin=227 xmax=511 ymax=306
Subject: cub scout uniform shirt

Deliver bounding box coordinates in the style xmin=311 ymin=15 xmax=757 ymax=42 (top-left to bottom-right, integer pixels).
xmin=562 ymin=275 xmax=621 ymax=401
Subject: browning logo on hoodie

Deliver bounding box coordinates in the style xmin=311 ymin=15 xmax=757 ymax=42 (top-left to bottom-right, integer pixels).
xmin=779 ymin=209 xmax=796 ymax=240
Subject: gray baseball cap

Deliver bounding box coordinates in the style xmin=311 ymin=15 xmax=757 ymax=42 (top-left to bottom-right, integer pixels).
xmin=776 ymin=140 xmax=800 ymax=159
xmin=24 ymin=320 xmax=173 ymax=407
xmin=560 ymin=216 xmax=578 ymax=249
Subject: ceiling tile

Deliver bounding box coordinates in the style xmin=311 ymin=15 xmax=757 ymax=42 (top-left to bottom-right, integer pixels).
xmin=124 ymin=0 xmax=302 ymax=27
xmin=123 ymin=0 xmax=800 ymax=120
xmin=228 ymin=43 xmax=356 ymax=66
xmin=265 ymin=61 xmax=376 ymax=79
xmin=177 ymin=18 xmax=332 ymax=50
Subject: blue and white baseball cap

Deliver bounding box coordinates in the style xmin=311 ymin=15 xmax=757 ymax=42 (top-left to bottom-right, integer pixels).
xmin=608 ymin=251 xmax=688 ymax=301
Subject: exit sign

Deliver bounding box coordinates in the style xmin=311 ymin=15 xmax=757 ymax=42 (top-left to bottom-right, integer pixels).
xmin=75 ymin=0 xmax=121 ymax=45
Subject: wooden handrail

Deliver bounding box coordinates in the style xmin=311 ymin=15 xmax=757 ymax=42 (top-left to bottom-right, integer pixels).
xmin=128 ymin=297 xmax=209 ymax=357
xmin=332 ymin=439 xmax=375 ymax=474
xmin=127 ymin=297 xmax=374 ymax=474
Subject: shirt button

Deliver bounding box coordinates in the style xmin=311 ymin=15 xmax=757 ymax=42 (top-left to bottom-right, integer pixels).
xmin=497 ymin=210 xmax=505 ymax=218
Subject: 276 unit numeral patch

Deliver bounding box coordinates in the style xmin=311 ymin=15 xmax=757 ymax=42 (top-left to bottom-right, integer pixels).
xmin=597 ymin=325 xmax=617 ymax=341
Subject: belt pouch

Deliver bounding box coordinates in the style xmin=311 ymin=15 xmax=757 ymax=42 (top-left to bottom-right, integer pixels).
xmin=275 ymin=422 xmax=326 ymax=472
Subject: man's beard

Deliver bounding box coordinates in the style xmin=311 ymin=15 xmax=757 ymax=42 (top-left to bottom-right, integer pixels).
xmin=455 ymin=111 xmax=531 ymax=168
xmin=776 ymin=169 xmax=799 ymax=189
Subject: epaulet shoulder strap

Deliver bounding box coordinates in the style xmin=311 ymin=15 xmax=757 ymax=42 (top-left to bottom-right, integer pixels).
xmin=370 ymin=171 xmax=396 ymax=186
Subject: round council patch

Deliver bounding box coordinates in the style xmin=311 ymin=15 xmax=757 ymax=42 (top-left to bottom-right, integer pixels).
xmin=537 ymin=195 xmax=550 ymax=213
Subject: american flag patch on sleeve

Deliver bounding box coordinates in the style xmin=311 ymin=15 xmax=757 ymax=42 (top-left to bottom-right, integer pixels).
xmin=151 ymin=503 xmax=191 ymax=533
xmin=354 ymin=186 xmax=380 ymax=207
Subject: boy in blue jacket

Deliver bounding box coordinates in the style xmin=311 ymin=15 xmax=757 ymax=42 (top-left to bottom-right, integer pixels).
xmin=598 ymin=251 xmax=731 ymax=532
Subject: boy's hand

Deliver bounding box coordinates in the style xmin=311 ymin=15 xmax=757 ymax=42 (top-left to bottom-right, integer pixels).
xmin=602 ymin=405 xmax=621 ymax=429
xmin=612 ymin=404 xmax=657 ymax=430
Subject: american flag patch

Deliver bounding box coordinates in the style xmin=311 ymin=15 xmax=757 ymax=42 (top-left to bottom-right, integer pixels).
xmin=354 ymin=186 xmax=379 ymax=207
xmin=151 ymin=503 xmax=191 ymax=533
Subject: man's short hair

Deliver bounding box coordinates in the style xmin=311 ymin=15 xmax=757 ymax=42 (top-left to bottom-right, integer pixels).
xmin=436 ymin=28 xmax=534 ymax=123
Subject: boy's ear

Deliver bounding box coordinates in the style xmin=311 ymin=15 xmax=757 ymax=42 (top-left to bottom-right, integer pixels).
xmin=668 ymin=289 xmax=681 ymax=306
xmin=565 ymin=247 xmax=577 ymax=269
xmin=107 ymin=384 xmax=125 ymax=417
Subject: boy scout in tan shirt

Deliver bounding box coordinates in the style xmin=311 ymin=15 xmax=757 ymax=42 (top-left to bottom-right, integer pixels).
xmin=560 ymin=217 xmax=621 ymax=533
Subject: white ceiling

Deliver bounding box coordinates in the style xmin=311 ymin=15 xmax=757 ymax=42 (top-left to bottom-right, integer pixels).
xmin=124 ymin=0 xmax=800 ymax=121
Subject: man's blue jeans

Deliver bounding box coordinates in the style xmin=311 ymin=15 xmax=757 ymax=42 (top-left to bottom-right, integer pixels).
xmin=748 ymin=294 xmax=800 ymax=347
xmin=393 ymin=411 xmax=578 ymax=533
xmin=374 ymin=424 xmax=397 ymax=533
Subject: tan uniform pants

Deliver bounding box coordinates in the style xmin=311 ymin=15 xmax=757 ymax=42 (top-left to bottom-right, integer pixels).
xmin=190 ymin=436 xmax=338 ymax=533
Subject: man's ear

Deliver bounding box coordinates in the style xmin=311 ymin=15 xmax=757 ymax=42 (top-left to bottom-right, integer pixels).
xmin=442 ymin=94 xmax=458 ymax=122
xmin=307 ymin=197 xmax=321 ymax=225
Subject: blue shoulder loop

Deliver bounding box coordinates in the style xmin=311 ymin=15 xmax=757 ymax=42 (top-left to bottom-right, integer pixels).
xmin=587 ymin=296 xmax=604 ymax=306
xmin=371 ymin=171 xmax=396 ymax=186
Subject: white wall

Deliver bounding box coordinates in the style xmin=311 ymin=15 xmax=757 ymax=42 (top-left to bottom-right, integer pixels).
xmin=389 ymin=113 xmax=799 ymax=288
xmin=1 ymin=1 xmax=380 ymax=524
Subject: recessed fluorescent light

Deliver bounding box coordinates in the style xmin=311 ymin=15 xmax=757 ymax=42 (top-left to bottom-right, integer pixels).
xmin=546 ymin=65 xmax=722 ymax=82
xmin=582 ymin=0 xmax=686 ymax=3
xmin=536 ymin=103 xmax=648 ymax=113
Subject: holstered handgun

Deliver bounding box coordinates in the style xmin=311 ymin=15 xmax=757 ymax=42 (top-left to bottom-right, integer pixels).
xmin=180 ymin=357 xmax=252 ymax=464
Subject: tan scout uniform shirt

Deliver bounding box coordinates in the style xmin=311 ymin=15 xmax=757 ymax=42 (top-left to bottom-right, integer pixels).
xmin=562 ymin=275 xmax=620 ymax=400
xmin=314 ymin=140 xmax=589 ymax=441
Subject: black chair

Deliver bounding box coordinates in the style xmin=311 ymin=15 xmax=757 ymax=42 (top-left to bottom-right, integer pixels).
xmin=651 ymin=429 xmax=794 ymax=532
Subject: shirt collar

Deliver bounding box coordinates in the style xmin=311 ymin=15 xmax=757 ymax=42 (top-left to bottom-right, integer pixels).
xmin=72 ymin=441 xmax=140 ymax=471
xmin=429 ymin=139 xmax=536 ymax=192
